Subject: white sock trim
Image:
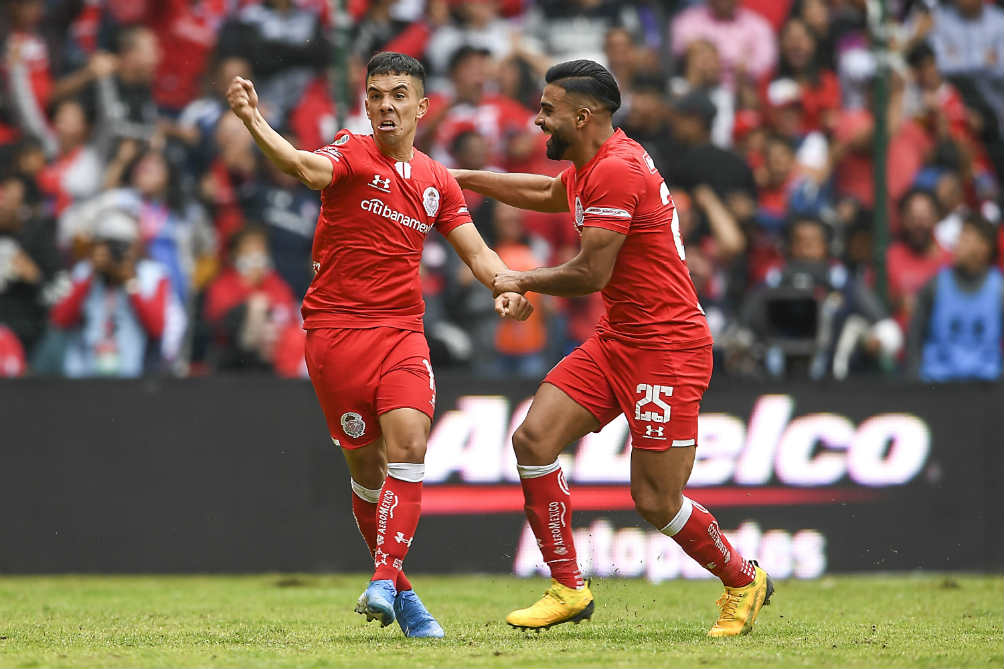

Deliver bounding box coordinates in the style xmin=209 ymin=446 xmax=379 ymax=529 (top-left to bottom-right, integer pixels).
xmin=516 ymin=461 xmax=560 ymax=479
xmin=387 ymin=462 xmax=425 ymax=483
xmin=659 ymin=497 xmax=694 ymax=537
xmin=350 ymin=478 xmax=381 ymax=504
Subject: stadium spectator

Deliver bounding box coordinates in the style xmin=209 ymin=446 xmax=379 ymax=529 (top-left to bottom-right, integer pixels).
xmin=887 ymin=189 xmax=953 ymax=326
xmin=740 ymin=216 xmax=902 ymax=379
xmin=203 ymin=225 xmax=296 ymax=372
xmin=0 ymin=0 xmax=52 ymax=150
xmin=246 ymin=145 xmax=319 ymax=300
xmin=620 ymin=74 xmax=677 ymax=179
xmin=664 ymin=90 xmax=756 ymax=203
xmin=34 ymin=98 xmax=103 ymax=215
xmin=217 ymin=0 xmax=330 ymax=126
xmin=49 ymin=210 xmax=185 ymax=377
xmin=669 ymin=38 xmax=733 ymax=148
xmin=424 ymin=0 xmax=528 ymax=86
xmin=829 ymin=76 xmax=934 ymax=212
xmin=100 ymin=144 xmax=215 ymax=303
xmin=669 ymin=0 xmax=777 ymax=91
xmin=95 ymin=26 xmax=162 ymax=148
xmin=0 ymin=172 xmax=59 ymax=358
xmin=421 ymin=46 xmax=536 ymax=171
xmin=200 ymin=112 xmax=259 ymax=246
xmin=521 ymin=0 xmax=645 ymax=66
xmin=929 ymin=0 xmax=1004 ymax=98
xmin=766 ymin=17 xmax=841 ymax=134
xmin=173 ymin=56 xmax=254 ymax=173
xmin=140 ymin=0 xmax=232 ymax=114
xmin=908 ymin=214 xmax=1002 ymax=382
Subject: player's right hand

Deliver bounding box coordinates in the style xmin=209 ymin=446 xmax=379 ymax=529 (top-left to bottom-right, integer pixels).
xmin=226 ymin=76 xmax=259 ymax=123
xmin=495 ymin=292 xmax=533 ymax=321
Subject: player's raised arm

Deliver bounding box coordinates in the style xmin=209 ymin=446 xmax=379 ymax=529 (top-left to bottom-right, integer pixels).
xmin=450 ymin=169 xmax=568 ymax=213
xmin=445 ymin=223 xmax=533 ymax=321
xmin=226 ymin=76 xmax=333 ymax=190
xmin=493 ymin=226 xmax=625 ymax=298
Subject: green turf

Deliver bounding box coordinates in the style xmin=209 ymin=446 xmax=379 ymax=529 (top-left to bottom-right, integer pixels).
xmin=0 ymin=573 xmax=1000 ymax=668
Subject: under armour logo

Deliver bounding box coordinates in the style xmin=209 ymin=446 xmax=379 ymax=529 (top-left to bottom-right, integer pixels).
xmin=369 ymin=174 xmax=391 ymax=192
xmin=394 ymin=532 xmax=413 ymax=546
xmin=374 ymin=548 xmax=389 ymax=566
xmin=392 ymin=558 xmax=403 ymax=570
xmin=645 ymin=425 xmax=665 ymax=438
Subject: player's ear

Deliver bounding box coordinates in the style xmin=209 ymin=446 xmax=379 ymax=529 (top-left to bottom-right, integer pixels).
xmin=416 ymin=95 xmax=429 ymax=119
xmin=576 ymin=106 xmax=591 ymax=129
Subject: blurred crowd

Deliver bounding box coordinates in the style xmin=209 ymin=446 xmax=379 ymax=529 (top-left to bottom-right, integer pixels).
xmin=0 ymin=0 xmax=1001 ymax=382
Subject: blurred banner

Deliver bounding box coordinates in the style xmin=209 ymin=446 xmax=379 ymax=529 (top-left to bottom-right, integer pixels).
xmin=1 ymin=377 xmax=1000 ymax=575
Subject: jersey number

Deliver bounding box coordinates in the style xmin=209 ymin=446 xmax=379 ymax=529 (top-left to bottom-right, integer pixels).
xmin=659 ymin=181 xmax=686 ymax=261
xmin=635 ymin=383 xmax=673 ymax=423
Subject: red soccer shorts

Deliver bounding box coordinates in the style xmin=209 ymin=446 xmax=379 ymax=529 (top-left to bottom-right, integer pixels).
xmin=304 ymin=327 xmax=435 ymax=448
xmin=544 ymin=335 xmax=712 ymax=451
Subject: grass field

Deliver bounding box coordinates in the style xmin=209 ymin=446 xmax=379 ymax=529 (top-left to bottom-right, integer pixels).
xmin=0 ymin=573 xmax=1000 ymax=668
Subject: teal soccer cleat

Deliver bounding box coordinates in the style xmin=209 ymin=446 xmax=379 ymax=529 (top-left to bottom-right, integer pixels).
xmin=394 ymin=590 xmax=445 ymax=638
xmin=354 ymin=579 xmax=397 ymax=627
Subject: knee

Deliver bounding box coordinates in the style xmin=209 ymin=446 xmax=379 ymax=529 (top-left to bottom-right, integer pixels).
xmin=512 ymin=422 xmax=548 ymax=464
xmin=631 ymin=486 xmax=685 ymax=527
xmin=388 ymin=433 xmax=427 ymax=464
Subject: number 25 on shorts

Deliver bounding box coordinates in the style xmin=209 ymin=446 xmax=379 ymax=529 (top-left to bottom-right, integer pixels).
xmin=634 ymin=383 xmax=673 ymax=423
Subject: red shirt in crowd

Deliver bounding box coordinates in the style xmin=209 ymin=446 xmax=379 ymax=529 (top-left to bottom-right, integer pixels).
xmin=203 ymin=266 xmax=296 ymax=327
xmin=886 ymin=240 xmax=951 ymax=324
xmin=425 ymin=92 xmax=534 ymax=169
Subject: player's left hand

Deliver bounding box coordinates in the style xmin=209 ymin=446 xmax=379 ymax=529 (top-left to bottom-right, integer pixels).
xmin=495 ymin=292 xmax=533 ymax=321
xmin=493 ymin=270 xmax=523 ymax=296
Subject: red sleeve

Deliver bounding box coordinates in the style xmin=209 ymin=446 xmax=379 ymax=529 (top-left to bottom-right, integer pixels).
xmin=50 ymin=274 xmax=93 ymax=327
xmin=383 ymin=21 xmax=432 ymax=58
xmin=312 ymin=130 xmax=354 ymax=187
xmin=579 ymin=158 xmax=643 ymax=235
xmin=204 ymin=272 xmax=244 ymax=325
xmin=433 ymin=169 xmax=475 ymax=236
xmin=129 ymin=278 xmax=168 ymax=339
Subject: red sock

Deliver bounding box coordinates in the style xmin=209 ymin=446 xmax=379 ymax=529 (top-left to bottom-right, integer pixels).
xmin=662 ymin=497 xmax=754 ymax=587
xmin=519 ymin=463 xmax=584 ymax=589
xmin=371 ymin=470 xmax=422 ymax=583
xmin=350 ymin=487 xmax=412 ymax=591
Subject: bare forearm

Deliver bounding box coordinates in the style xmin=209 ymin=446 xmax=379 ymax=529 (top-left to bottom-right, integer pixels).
xmin=468 ymin=247 xmax=508 ymax=290
xmin=242 ymin=109 xmax=302 ymax=176
xmin=515 ymin=262 xmax=600 ymax=297
xmin=453 ymin=170 xmax=566 ymax=213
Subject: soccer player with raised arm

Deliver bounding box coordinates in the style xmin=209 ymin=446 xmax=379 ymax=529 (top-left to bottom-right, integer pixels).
xmin=227 ymin=52 xmax=532 ymax=639
xmin=451 ymin=60 xmax=774 ymax=637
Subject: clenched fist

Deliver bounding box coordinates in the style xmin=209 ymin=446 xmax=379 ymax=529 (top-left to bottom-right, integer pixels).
xmin=495 ymin=292 xmax=533 ymax=321
xmin=226 ymin=76 xmax=259 ymax=124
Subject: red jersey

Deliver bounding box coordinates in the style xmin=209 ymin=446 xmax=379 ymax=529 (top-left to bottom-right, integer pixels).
xmin=559 ymin=129 xmax=711 ymax=350
xmin=303 ymin=130 xmax=473 ymax=331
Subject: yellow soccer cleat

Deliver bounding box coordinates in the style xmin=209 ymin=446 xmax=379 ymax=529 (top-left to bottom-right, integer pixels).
xmin=708 ymin=561 xmax=775 ymax=637
xmin=506 ymin=579 xmax=595 ymax=631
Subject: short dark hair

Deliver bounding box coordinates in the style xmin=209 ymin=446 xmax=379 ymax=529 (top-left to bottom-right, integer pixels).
xmin=961 ymin=214 xmax=999 ymax=260
xmin=906 ymin=42 xmax=936 ymax=69
xmin=545 ymin=59 xmax=621 ymax=113
xmin=366 ymin=52 xmax=425 ymax=93
xmin=448 ymin=45 xmax=490 ymax=75
xmin=898 ymin=187 xmax=942 ymax=218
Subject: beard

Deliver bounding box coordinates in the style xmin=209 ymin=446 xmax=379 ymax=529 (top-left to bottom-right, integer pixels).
xmin=545 ymin=131 xmax=570 ymax=160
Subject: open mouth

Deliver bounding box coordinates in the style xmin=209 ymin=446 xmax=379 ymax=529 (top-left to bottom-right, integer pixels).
xmin=378 ymin=120 xmax=397 ymax=131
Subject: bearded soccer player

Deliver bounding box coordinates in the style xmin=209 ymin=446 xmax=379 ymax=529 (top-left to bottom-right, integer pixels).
xmin=451 ymin=60 xmax=774 ymax=637
xmin=227 ymin=52 xmax=532 ymax=638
